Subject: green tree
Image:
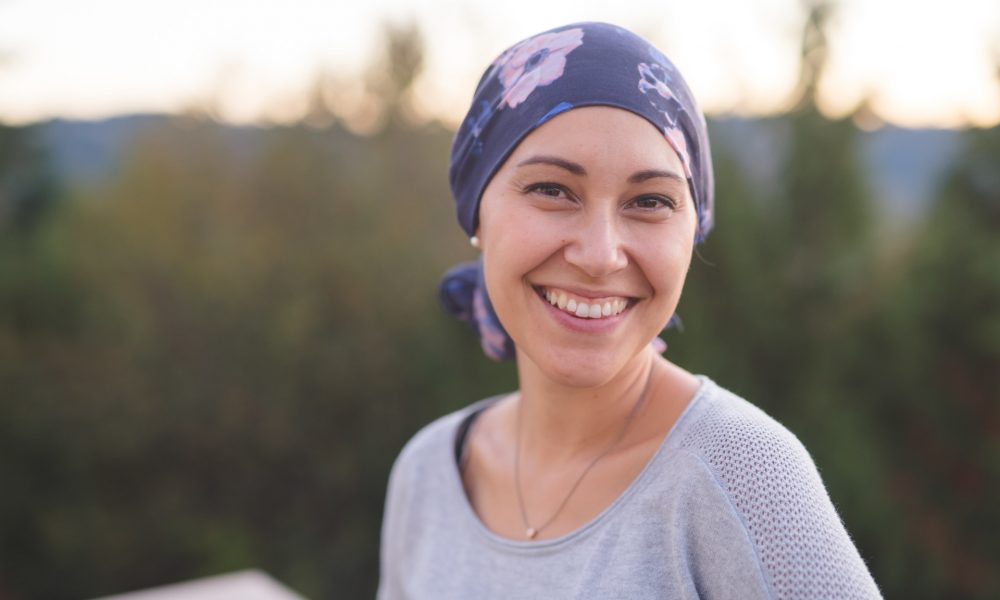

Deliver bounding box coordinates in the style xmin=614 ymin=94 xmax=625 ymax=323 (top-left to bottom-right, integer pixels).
xmin=856 ymin=124 xmax=1000 ymax=598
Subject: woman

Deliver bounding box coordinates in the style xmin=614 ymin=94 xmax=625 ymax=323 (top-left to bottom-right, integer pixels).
xmin=378 ymin=22 xmax=881 ymax=599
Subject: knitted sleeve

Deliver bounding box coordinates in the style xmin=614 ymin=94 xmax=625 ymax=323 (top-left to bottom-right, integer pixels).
xmin=679 ymin=390 xmax=882 ymax=599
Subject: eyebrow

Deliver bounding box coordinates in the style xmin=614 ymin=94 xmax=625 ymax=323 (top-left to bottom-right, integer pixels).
xmin=515 ymin=154 xmax=685 ymax=184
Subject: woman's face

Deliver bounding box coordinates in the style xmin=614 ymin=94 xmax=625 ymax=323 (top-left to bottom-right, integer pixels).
xmin=477 ymin=106 xmax=698 ymax=388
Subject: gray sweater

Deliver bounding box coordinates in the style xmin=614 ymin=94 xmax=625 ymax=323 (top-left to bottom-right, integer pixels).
xmin=377 ymin=376 xmax=882 ymax=599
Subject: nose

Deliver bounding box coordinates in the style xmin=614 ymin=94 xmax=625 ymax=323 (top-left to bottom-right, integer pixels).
xmin=562 ymin=210 xmax=629 ymax=278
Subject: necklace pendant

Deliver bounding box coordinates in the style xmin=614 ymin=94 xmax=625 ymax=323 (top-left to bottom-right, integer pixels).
xmin=526 ymin=527 xmax=537 ymax=539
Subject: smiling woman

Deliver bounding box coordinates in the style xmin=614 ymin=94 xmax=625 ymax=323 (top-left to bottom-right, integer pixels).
xmin=477 ymin=107 xmax=696 ymax=390
xmin=377 ymin=22 xmax=882 ymax=599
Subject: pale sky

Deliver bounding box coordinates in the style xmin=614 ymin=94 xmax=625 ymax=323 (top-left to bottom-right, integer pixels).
xmin=0 ymin=0 xmax=998 ymax=129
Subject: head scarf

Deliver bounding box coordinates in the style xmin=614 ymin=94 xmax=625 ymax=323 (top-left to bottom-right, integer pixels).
xmin=439 ymin=21 xmax=714 ymax=361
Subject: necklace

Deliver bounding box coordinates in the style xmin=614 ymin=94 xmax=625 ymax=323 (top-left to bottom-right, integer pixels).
xmin=514 ymin=363 xmax=655 ymax=540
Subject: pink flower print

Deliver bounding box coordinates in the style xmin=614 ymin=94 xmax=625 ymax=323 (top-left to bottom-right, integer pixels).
xmin=496 ymin=28 xmax=584 ymax=109
xmin=637 ymin=62 xmax=679 ymax=126
xmin=473 ymin=288 xmax=511 ymax=360
xmin=664 ymin=126 xmax=693 ymax=179
xmin=638 ymin=63 xmax=674 ymax=101
xmin=479 ymin=322 xmax=510 ymax=361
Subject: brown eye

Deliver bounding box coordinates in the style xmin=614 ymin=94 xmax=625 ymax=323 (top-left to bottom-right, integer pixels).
xmin=631 ymin=195 xmax=675 ymax=211
xmin=525 ymin=183 xmax=570 ymax=199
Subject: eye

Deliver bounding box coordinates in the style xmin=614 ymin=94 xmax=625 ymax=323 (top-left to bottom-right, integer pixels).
xmin=524 ymin=182 xmax=573 ymax=201
xmin=629 ymin=195 xmax=676 ymax=211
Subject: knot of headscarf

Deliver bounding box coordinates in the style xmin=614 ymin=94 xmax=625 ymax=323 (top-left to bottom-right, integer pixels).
xmin=439 ymin=21 xmax=714 ymax=361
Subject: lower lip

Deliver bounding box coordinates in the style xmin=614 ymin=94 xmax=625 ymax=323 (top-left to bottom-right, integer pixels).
xmin=537 ymin=292 xmax=631 ymax=334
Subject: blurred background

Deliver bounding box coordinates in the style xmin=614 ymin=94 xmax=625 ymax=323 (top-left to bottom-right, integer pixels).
xmin=1 ymin=0 xmax=998 ymax=597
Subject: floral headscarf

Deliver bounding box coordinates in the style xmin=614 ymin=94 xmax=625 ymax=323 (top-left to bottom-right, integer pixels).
xmin=440 ymin=21 xmax=714 ymax=361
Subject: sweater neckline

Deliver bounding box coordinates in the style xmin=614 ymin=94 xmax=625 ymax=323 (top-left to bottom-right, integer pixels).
xmin=446 ymin=374 xmax=714 ymax=553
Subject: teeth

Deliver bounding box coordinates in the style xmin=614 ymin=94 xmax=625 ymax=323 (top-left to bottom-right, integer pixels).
xmin=541 ymin=287 xmax=630 ymax=320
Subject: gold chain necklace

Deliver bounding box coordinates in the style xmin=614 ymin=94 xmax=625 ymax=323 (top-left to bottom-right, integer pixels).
xmin=514 ymin=363 xmax=654 ymax=540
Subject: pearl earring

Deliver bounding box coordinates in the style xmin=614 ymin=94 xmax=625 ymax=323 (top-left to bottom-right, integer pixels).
xmin=470 ymin=236 xmax=481 ymax=249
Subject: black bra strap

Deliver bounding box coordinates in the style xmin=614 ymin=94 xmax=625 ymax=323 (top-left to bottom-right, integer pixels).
xmin=454 ymin=408 xmax=484 ymax=468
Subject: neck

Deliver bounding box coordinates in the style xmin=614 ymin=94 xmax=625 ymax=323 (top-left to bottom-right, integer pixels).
xmin=514 ymin=348 xmax=658 ymax=464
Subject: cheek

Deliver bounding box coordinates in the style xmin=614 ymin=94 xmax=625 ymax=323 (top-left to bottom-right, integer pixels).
xmin=482 ymin=197 xmax=561 ymax=271
xmin=633 ymin=233 xmax=695 ymax=294
xmin=504 ymin=223 xmax=561 ymax=265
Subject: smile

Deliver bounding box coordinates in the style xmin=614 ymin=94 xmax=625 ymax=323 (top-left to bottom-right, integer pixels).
xmin=535 ymin=286 xmax=633 ymax=320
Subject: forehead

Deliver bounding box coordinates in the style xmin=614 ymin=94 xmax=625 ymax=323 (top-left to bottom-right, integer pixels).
xmin=503 ymin=106 xmax=684 ymax=175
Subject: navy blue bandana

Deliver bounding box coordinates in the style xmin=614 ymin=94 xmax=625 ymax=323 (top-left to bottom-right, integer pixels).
xmin=440 ymin=21 xmax=714 ymax=361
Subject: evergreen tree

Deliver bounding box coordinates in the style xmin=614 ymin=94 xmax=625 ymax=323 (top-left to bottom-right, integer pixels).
xmin=0 ymin=124 xmax=58 ymax=235
xmin=859 ymin=123 xmax=1000 ymax=598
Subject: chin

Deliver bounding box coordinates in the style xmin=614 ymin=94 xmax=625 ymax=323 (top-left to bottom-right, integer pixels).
xmin=522 ymin=342 xmax=641 ymax=390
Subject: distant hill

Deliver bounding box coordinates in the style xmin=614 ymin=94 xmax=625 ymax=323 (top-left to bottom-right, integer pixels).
xmin=858 ymin=124 xmax=962 ymax=219
xmin=707 ymin=116 xmax=963 ymax=221
xmin=38 ymin=114 xmax=962 ymax=221
xmin=40 ymin=114 xmax=171 ymax=186
xmin=39 ymin=114 xmax=268 ymax=186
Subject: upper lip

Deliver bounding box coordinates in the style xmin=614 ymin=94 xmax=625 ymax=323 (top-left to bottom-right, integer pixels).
xmin=533 ymin=284 xmax=637 ymax=300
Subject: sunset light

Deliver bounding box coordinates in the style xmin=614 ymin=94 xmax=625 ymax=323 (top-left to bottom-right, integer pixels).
xmin=1 ymin=0 xmax=998 ymax=128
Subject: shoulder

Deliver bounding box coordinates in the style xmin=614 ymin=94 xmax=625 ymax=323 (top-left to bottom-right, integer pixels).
xmin=673 ymin=378 xmax=882 ymax=599
xmin=676 ymin=380 xmax=814 ymax=485
xmin=380 ymin=398 xmax=496 ymax=551
xmin=390 ymin=403 xmax=474 ymax=480
xmin=379 ymin=400 xmax=496 ymax=599
xmin=674 ymin=380 xmax=822 ymax=520
xmin=386 ymin=396 xmax=501 ymax=493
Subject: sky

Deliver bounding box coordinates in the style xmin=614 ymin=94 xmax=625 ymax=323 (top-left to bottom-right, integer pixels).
xmin=0 ymin=0 xmax=998 ymax=129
